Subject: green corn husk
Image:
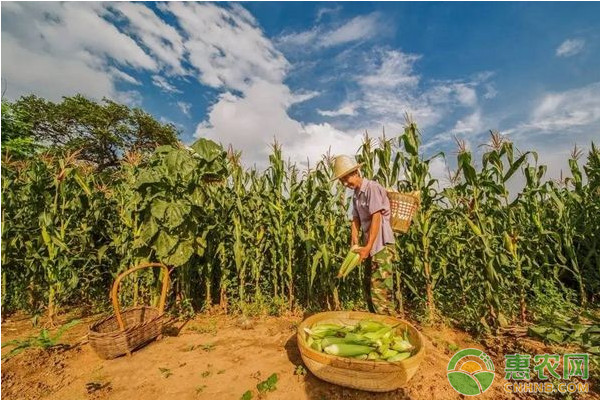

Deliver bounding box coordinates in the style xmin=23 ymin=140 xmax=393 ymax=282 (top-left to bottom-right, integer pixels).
xmin=380 ymin=349 xmax=399 ymax=359
xmin=304 ymin=319 xmax=416 ymax=362
xmin=310 ymin=339 xmax=323 ymax=352
xmin=357 ymin=320 xmax=386 ymax=333
xmin=321 ymin=336 xmax=354 ymax=348
xmin=377 ymin=341 xmax=390 ymax=354
xmin=386 ymin=352 xmax=412 ymax=362
xmin=337 ymin=247 xmax=361 ymax=278
xmin=391 ymin=339 xmax=414 ymax=352
xmin=364 ymin=326 xmax=392 ymax=341
xmin=323 ymin=344 xmax=373 ymax=357
xmin=343 ymin=332 xmax=373 ymax=345
xmin=304 ymin=327 xmax=343 ymax=339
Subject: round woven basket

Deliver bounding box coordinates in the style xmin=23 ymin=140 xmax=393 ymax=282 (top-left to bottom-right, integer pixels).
xmin=89 ymin=306 xmax=166 ymax=359
xmin=88 ymin=263 xmax=170 ymax=360
xmin=297 ymin=311 xmax=425 ymax=392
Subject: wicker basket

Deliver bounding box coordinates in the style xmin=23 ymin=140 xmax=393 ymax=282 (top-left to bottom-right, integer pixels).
xmin=297 ymin=311 xmax=425 ymax=392
xmin=89 ymin=263 xmax=170 ymax=360
xmin=387 ymin=190 xmax=420 ymax=233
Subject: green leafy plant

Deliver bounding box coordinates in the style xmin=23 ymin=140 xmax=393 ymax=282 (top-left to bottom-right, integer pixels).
xmin=256 ymin=373 xmax=278 ymax=393
xmin=1 ymin=319 xmax=80 ymax=359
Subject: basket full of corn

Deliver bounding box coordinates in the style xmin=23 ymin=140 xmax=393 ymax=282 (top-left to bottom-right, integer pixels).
xmin=297 ymin=311 xmax=425 ymax=392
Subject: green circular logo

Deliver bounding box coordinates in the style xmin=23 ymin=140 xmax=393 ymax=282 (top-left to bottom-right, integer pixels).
xmin=447 ymin=348 xmax=495 ymax=396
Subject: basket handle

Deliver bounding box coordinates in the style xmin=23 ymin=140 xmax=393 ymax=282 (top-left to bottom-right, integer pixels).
xmin=110 ymin=262 xmax=170 ymax=331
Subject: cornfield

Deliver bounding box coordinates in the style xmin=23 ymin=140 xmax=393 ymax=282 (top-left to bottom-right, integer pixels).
xmin=2 ymin=117 xmax=599 ymax=339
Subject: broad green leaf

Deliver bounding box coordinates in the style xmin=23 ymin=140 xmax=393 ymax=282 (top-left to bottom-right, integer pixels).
xmin=140 ymin=218 xmax=159 ymax=244
xmin=153 ymin=231 xmax=179 ymax=256
xmin=162 ymin=240 xmax=194 ymax=266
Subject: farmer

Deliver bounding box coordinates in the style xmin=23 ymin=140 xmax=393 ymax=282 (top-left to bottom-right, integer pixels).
xmin=332 ymin=155 xmax=397 ymax=315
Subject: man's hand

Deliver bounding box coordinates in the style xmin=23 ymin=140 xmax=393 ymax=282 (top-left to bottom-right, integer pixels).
xmin=353 ymin=246 xmax=371 ymax=262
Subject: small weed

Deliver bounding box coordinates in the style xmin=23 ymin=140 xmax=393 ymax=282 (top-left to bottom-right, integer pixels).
xmin=294 ymin=365 xmax=307 ymax=376
xmin=256 ymin=373 xmax=278 ymax=393
xmin=200 ymin=343 xmax=215 ymax=352
xmin=241 ymin=390 xmax=253 ymax=400
xmin=1 ymin=320 xmax=80 ymax=360
xmin=189 ymin=319 xmax=218 ymax=336
xmin=182 ymin=344 xmax=197 ymax=352
xmin=159 ymin=367 xmax=173 ymax=378
xmin=448 ymin=343 xmax=460 ymax=352
xmin=201 ymin=370 xmax=211 ymax=378
xmin=217 ymin=369 xmax=226 ymax=375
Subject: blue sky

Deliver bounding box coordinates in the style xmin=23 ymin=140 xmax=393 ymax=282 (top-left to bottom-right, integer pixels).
xmin=2 ymin=2 xmax=599 ymax=181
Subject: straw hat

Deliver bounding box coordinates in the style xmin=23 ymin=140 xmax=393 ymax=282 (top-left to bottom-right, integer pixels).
xmin=331 ymin=155 xmax=362 ymax=181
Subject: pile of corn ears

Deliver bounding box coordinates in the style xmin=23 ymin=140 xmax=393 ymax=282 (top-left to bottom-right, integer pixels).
xmin=304 ymin=319 xmax=414 ymax=362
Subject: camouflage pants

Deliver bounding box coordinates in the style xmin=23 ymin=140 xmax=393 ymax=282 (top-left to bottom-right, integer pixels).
xmin=368 ymin=244 xmax=396 ymax=315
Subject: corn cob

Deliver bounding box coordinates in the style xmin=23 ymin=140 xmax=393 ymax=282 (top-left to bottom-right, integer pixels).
xmin=337 ymin=246 xmax=361 ymax=278
xmin=323 ymin=344 xmax=373 ymax=357
xmin=391 ymin=339 xmax=414 ymax=352
xmin=357 ymin=320 xmax=386 ymax=332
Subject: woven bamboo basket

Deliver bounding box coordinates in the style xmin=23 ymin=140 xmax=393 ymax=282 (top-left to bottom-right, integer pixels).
xmin=89 ymin=262 xmax=170 ymax=360
xmin=387 ymin=190 xmax=420 ymax=233
xmin=297 ymin=311 xmax=425 ymax=392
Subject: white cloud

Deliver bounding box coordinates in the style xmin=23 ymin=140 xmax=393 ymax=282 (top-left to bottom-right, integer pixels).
xmin=321 ymin=14 xmax=381 ymax=48
xmin=484 ymin=83 xmax=498 ymax=99
xmin=163 ymin=2 xmax=288 ymax=92
xmin=350 ymin=49 xmax=493 ymax=136
xmin=177 ymin=101 xmax=192 ymax=117
xmin=556 ymin=38 xmax=585 ymax=57
xmin=152 ymin=75 xmax=182 ymax=94
xmin=278 ymin=29 xmax=320 ymax=48
xmin=195 ymin=81 xmax=303 ymax=163
xmin=291 ymin=90 xmax=321 ymax=104
xmin=318 ymin=103 xmax=359 ymax=117
xmin=1 ymin=2 xmax=163 ymax=101
xmin=359 ymin=50 xmax=421 ymax=89
xmin=521 ymin=82 xmax=600 ymax=133
xmin=285 ymin=123 xmax=364 ymax=167
xmin=108 ymin=2 xmax=186 ymax=75
xmin=278 ymin=12 xmax=382 ymax=50
xmin=316 ymin=5 xmax=342 ymax=22
xmin=2 ymin=34 xmax=120 ymax=101
xmin=109 ymin=67 xmax=141 ymax=85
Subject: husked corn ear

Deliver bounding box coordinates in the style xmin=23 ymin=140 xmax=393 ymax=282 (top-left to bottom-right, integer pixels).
xmin=321 ymin=336 xmax=353 ymax=348
xmin=357 ymin=320 xmax=386 ymax=332
xmin=391 ymin=339 xmax=414 ymax=352
xmin=323 ymin=344 xmax=373 ymax=357
xmin=363 ymin=326 xmax=392 ymax=341
xmin=337 ymin=247 xmax=361 ymax=278
xmin=343 ymin=332 xmax=373 ymax=345
xmin=380 ymin=349 xmax=399 ymax=359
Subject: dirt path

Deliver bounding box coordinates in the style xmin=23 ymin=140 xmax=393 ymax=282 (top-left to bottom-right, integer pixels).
xmin=1 ymin=312 xmax=596 ymax=400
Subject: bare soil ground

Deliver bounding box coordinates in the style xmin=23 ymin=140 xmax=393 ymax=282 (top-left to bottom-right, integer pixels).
xmin=1 ymin=311 xmax=597 ymax=400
